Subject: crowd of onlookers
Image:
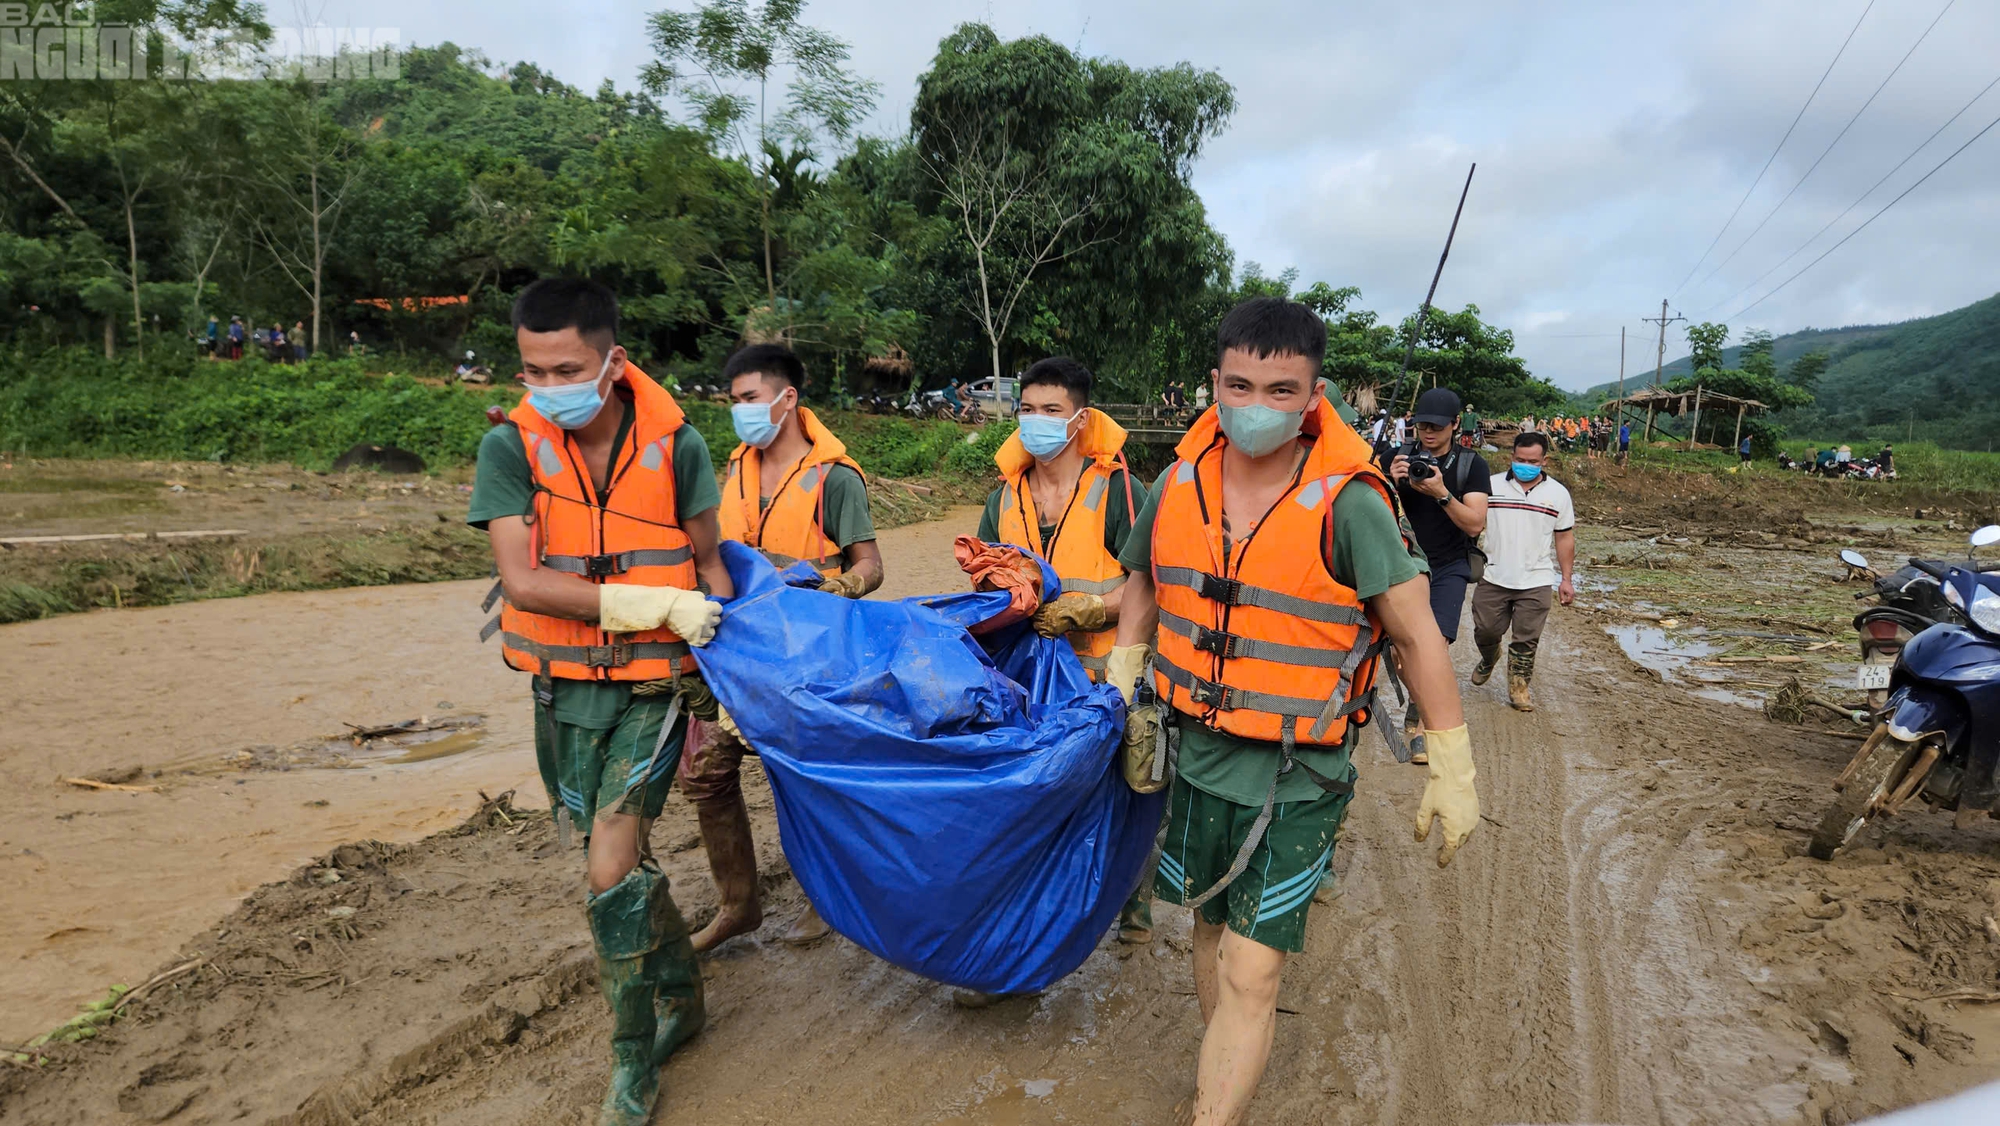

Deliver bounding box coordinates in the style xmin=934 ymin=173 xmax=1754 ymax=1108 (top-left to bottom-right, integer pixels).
xmin=1776 ymin=443 xmax=1898 ymax=480
xmin=198 ymin=314 xmax=311 ymax=363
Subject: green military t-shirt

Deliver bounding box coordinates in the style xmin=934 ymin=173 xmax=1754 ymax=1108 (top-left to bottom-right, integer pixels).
xmin=975 ymin=468 xmax=1136 ymax=560
xmin=1119 ymin=461 xmax=1428 ymax=805
xmin=465 ymin=395 xmax=722 ymax=729
xmin=746 ymin=462 xmax=875 ymax=549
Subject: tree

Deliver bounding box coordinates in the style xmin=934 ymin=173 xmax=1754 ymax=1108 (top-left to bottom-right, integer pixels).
xmin=907 ymin=24 xmax=1234 ymax=386
xmin=1739 ymin=328 xmax=1776 ymax=380
xmin=236 ymin=74 xmax=366 ymax=352
xmin=1785 ymin=349 xmax=1829 ymax=395
xmin=1685 ymin=321 xmax=1729 ymax=375
xmin=643 ymin=0 xmax=880 ymax=304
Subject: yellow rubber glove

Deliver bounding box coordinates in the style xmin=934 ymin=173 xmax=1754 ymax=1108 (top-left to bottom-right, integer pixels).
xmin=818 ymin=569 xmax=871 ymax=599
xmin=1103 ymin=643 xmax=1151 ymax=706
xmin=598 ymin=585 xmax=722 ymax=646
xmin=1031 ymin=592 xmax=1109 ymax=638
xmin=1414 ymin=723 xmax=1479 ymax=867
xmin=715 ymin=703 xmax=743 ymax=745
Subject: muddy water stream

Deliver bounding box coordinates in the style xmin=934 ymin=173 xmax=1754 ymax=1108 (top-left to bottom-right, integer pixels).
xmin=0 ymin=507 xmax=984 ymax=1044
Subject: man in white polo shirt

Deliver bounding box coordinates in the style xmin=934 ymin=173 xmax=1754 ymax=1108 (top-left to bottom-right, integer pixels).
xmin=1470 ymin=431 xmax=1576 ymax=711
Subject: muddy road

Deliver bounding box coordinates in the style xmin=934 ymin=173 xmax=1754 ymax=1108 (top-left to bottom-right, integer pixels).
xmin=6 ymin=498 xmax=2000 ymax=1124
xmin=0 ymin=508 xmax=982 ymax=1047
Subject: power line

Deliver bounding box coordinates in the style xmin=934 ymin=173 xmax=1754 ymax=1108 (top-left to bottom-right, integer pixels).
xmin=1670 ymin=0 xmax=1876 ymax=298
xmin=1727 ymin=105 xmax=2000 ymax=321
xmin=1690 ymin=0 xmax=1953 ymax=298
xmin=1703 ymin=68 xmax=2000 ymax=318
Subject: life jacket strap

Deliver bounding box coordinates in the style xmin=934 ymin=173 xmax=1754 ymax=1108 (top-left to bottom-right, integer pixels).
xmin=541 ymin=547 xmax=694 ymax=577
xmin=1157 ymin=608 xmax=1354 ymax=668
xmin=1154 ymin=565 xmax=1369 ymax=625
xmin=1157 ymin=653 xmax=1370 ymax=721
xmin=498 ymin=633 xmax=691 ymax=670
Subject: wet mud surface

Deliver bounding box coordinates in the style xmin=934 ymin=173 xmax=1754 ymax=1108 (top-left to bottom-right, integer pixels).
xmin=6 ymin=495 xmax=2000 ymax=1123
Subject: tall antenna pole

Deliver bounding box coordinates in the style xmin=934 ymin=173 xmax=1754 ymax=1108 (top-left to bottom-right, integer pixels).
xmin=1388 ymin=163 xmax=1476 ymax=412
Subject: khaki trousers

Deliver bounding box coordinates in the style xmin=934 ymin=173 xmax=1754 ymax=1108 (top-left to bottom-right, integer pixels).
xmin=1471 ymin=582 xmax=1553 ymax=651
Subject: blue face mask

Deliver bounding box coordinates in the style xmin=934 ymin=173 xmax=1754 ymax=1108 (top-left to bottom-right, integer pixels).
xmin=1217 ymin=401 xmax=1307 ymax=459
xmin=731 ymin=392 xmax=794 ymax=450
xmin=1512 ymin=461 xmax=1543 ymax=482
xmin=1017 ymin=410 xmax=1081 ymax=461
xmin=527 ymin=350 xmax=616 ymax=430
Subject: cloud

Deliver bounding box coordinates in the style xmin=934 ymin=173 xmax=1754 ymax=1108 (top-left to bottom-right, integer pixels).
xmin=317 ymin=0 xmax=2000 ymax=389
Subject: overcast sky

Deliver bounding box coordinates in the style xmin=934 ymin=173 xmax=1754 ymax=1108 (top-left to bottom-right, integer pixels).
xmin=307 ymin=0 xmax=2000 ymax=390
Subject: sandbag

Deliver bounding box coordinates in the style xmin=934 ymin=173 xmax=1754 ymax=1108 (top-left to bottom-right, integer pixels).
xmin=693 ymin=541 xmax=1164 ymax=994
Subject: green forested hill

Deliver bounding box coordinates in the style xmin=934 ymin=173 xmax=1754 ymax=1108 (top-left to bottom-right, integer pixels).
xmin=1573 ymin=292 xmax=2000 ymax=449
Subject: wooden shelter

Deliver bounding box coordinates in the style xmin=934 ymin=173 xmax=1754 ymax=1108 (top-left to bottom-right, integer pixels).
xmin=1599 ymin=386 xmax=1769 ymax=452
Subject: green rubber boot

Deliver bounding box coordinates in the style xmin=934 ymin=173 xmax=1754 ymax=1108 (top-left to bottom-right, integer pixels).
xmin=589 ymin=862 xmax=691 ymax=1126
xmin=1116 ymin=888 xmax=1153 ymax=945
xmin=648 ymin=898 xmax=706 ymax=1066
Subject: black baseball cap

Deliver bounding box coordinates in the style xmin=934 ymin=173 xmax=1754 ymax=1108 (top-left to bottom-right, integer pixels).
xmin=1412 ymin=388 xmax=1462 ymax=427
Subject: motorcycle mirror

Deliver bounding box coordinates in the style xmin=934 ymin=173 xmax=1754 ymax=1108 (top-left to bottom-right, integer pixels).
xmin=1972 ymin=525 xmax=2000 ymax=549
xmin=1839 ymin=549 xmax=1869 ymax=570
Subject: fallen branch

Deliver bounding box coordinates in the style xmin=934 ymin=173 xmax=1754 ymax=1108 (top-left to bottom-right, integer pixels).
xmin=62 ymin=777 xmax=159 ymax=793
xmin=113 ymin=958 xmax=207 ymax=1012
xmin=1880 ymin=987 xmax=2000 ymax=1004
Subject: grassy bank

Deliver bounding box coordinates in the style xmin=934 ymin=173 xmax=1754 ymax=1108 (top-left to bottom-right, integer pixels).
xmin=1 ymin=346 xmax=1014 ymax=486
xmin=0 ymin=525 xmax=496 ymax=624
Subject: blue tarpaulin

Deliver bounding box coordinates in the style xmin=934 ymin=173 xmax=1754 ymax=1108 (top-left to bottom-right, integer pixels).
xmin=692 ymin=541 xmax=1163 ymax=994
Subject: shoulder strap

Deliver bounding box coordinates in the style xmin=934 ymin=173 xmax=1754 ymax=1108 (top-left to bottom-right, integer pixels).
xmin=1451 ymin=448 xmax=1483 ymax=493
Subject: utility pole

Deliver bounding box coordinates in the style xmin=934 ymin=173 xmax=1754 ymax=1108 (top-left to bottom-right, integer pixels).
xmin=1641 ymin=299 xmax=1686 ymax=441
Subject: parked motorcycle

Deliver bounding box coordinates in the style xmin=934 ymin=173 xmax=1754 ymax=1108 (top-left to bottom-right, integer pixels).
xmin=1846 ymin=548 xmax=1961 ymax=711
xmin=1810 ymin=525 xmax=2000 ymax=859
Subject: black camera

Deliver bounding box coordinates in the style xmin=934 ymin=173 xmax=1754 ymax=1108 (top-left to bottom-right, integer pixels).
xmin=1405 ymin=448 xmax=1440 ymax=482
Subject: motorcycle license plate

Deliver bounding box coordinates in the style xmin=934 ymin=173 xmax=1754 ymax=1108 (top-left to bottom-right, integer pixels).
xmin=1855 ymin=664 xmax=1894 ymax=690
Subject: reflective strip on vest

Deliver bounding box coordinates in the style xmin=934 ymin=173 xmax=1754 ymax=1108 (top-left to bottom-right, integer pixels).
xmin=540 ymin=546 xmax=695 ymax=576
xmin=499 ymin=632 xmax=691 ymax=669
xmin=1061 ymin=574 xmax=1127 ymax=597
xmin=1075 ymin=651 xmax=1108 ymax=672
xmin=1154 ymin=651 xmax=1370 ymax=721
xmin=1082 ymin=473 xmax=1108 ymax=510
xmin=480 ymin=579 xmax=504 ymax=613
xmin=1156 ymin=607 xmax=1351 ymax=668
xmin=1153 ymin=565 xmax=1370 ymax=626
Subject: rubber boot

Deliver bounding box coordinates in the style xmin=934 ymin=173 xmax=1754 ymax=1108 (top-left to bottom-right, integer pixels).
xmin=1116 ymin=887 xmax=1153 ymax=945
xmin=1404 ymin=700 xmax=1427 ymax=765
xmin=1470 ymin=639 xmax=1501 ymax=686
xmin=588 ymin=863 xmax=678 ymax=1126
xmin=780 ymin=901 xmax=832 ymax=946
xmin=1507 ymin=642 xmax=1537 ymax=712
xmin=648 ymin=900 xmax=706 ymax=1065
xmin=689 ymin=795 xmax=762 ymax=953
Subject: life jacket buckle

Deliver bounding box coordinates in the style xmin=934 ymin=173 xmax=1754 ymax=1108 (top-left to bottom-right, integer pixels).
xmin=1189 ymin=679 xmax=1233 ymax=710
xmin=581 ymin=553 xmax=625 ymax=578
xmin=581 ymin=643 xmax=632 ymax=668
xmin=1191 ymin=571 xmax=1241 ymax=605
xmin=1189 ymin=624 xmax=1236 ymax=658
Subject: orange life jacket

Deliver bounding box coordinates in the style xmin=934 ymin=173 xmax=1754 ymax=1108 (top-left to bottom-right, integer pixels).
xmin=719 ymin=405 xmax=866 ymax=577
xmin=482 ymin=363 xmax=700 ymax=682
xmin=994 ymin=408 xmax=1134 ymax=680
xmin=1150 ymin=396 xmax=1396 ymax=748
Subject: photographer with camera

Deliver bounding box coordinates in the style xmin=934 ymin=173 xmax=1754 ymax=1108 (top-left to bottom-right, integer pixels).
xmin=1384 ymin=388 xmax=1490 ymax=763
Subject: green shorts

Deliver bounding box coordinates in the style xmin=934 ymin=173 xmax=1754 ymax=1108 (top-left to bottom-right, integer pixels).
xmin=1154 ymin=774 xmax=1352 ymax=954
xmin=533 ymin=693 xmax=688 ymax=826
